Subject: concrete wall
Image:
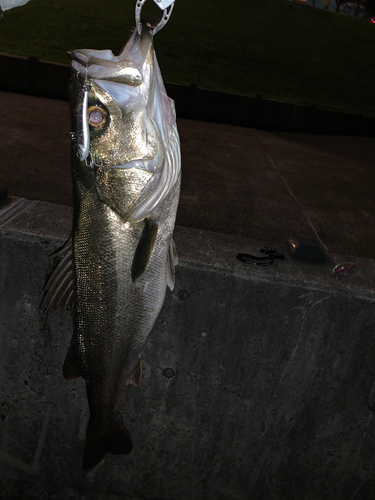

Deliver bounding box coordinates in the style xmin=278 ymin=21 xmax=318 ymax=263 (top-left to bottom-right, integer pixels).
xmin=1 ymin=52 xmax=374 ymax=136
xmin=1 ymin=197 xmax=375 ymax=499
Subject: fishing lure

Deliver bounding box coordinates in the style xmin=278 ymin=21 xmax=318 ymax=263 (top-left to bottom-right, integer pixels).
xmin=331 ymin=262 xmax=358 ymax=276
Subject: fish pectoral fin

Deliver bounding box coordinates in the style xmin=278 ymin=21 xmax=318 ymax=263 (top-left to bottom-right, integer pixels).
xmin=63 ymin=346 xmax=83 ymax=380
xmin=131 ymin=217 xmax=158 ymax=282
xmin=82 ymin=415 xmax=133 ymax=471
xmin=41 ymin=235 xmax=75 ymax=313
xmin=126 ymin=358 xmax=142 ymax=387
xmin=166 ymin=237 xmax=178 ymax=291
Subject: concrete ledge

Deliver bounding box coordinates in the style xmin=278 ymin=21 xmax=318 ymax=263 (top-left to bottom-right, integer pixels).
xmin=1 ymin=198 xmax=375 ymax=499
xmin=2 ymin=52 xmax=375 ymax=136
xmin=0 ymin=53 xmax=71 ymax=101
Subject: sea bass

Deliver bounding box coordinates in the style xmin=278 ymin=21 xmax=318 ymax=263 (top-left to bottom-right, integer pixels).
xmin=43 ymin=23 xmax=181 ymax=470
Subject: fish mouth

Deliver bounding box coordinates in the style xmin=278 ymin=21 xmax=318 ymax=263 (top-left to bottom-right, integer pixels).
xmin=68 ymin=25 xmax=153 ymax=87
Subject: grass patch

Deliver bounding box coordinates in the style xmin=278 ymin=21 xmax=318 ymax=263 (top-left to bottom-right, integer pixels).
xmin=1 ymin=0 xmax=375 ymax=115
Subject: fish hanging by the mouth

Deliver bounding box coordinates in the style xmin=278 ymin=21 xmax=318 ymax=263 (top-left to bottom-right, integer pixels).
xmin=42 ymin=15 xmax=180 ymax=471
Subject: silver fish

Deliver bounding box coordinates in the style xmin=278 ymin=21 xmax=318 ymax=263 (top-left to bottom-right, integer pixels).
xmin=43 ymin=23 xmax=181 ymax=470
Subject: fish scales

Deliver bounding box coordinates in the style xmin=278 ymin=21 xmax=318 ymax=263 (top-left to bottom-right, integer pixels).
xmin=73 ymin=173 xmax=180 ymax=427
xmin=43 ymin=24 xmax=181 ymax=470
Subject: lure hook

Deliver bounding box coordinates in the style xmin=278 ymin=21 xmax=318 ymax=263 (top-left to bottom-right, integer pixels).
xmin=135 ymin=0 xmax=175 ymax=36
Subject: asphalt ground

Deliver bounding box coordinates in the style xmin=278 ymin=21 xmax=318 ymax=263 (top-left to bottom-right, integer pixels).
xmin=1 ymin=91 xmax=374 ymax=260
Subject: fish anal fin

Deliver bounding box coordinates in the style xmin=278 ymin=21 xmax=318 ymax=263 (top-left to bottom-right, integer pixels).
xmin=63 ymin=346 xmax=83 ymax=380
xmin=131 ymin=218 xmax=158 ymax=282
xmin=126 ymin=358 xmax=142 ymax=387
xmin=82 ymin=415 xmax=133 ymax=471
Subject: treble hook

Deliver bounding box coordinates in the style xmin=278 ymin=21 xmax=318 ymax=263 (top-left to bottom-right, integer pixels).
xmin=135 ymin=0 xmax=175 ymax=36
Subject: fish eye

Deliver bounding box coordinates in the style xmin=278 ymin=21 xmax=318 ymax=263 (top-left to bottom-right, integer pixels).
xmin=88 ymin=106 xmax=107 ymax=129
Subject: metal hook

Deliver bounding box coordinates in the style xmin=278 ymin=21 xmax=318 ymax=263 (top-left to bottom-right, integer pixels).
xmin=85 ymin=149 xmax=104 ymax=170
xmin=135 ymin=0 xmax=147 ymax=34
xmin=151 ymin=4 xmax=174 ymax=35
xmin=135 ymin=0 xmax=175 ymax=36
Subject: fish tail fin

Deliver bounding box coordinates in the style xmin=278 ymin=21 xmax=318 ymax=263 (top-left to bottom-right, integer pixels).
xmin=82 ymin=416 xmax=133 ymax=471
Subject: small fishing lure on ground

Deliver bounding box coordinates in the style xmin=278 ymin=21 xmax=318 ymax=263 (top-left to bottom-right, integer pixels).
xmin=331 ymin=262 xmax=358 ymax=276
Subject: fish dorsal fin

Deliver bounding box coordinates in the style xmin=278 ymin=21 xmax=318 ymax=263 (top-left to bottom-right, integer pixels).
xmin=41 ymin=236 xmax=75 ymax=312
xmin=131 ymin=218 xmax=158 ymax=282
xmin=166 ymin=237 xmax=178 ymax=291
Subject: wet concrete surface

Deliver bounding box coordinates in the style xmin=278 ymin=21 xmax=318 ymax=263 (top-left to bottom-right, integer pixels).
xmin=1 ymin=91 xmax=374 ymax=259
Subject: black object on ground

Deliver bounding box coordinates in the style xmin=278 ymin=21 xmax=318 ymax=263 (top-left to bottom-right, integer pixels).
xmin=237 ymin=247 xmax=285 ymax=266
xmin=287 ymin=237 xmax=325 ymax=263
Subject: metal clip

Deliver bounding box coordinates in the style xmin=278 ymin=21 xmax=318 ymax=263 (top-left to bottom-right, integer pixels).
xmin=135 ymin=0 xmax=175 ymax=36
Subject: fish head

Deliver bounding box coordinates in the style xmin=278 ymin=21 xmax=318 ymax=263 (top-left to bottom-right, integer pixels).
xmin=69 ymin=24 xmax=180 ymax=221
